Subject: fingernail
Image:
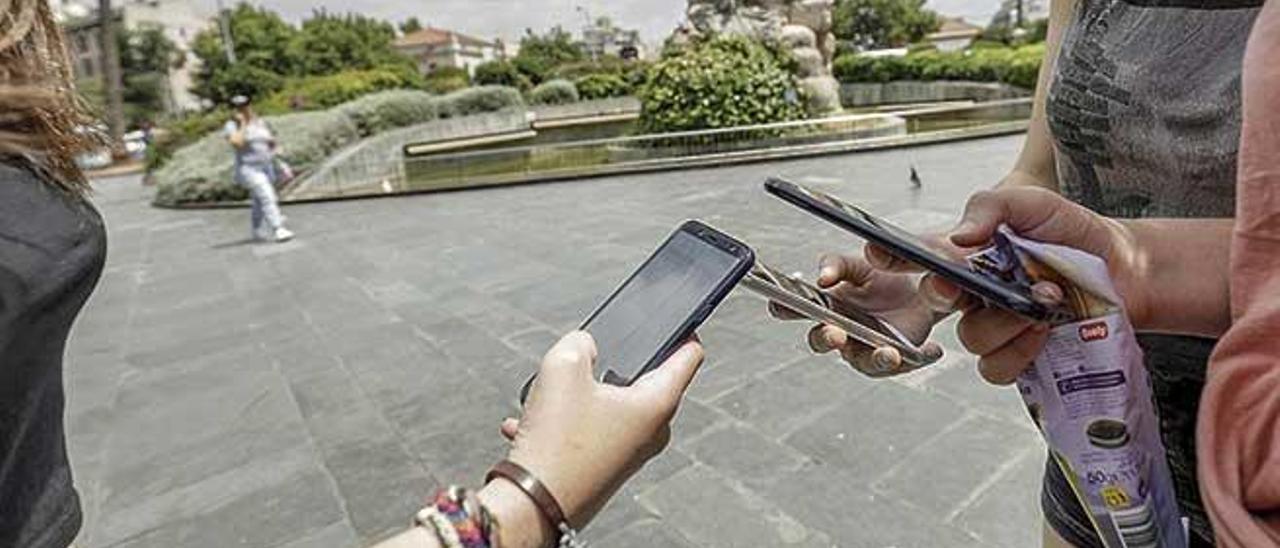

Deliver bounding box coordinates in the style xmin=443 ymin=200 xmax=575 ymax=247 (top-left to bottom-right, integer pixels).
xmin=820 ymin=265 xmax=837 ymax=282
xmin=1032 ymin=283 xmax=1064 ymax=304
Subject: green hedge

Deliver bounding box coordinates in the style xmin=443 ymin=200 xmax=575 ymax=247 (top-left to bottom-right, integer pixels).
xmin=832 ymin=43 xmax=1044 ymax=89
xmin=528 ymin=79 xmax=579 ymax=105
xmin=152 ymin=86 xmax=524 ymax=206
xmin=574 ymin=73 xmax=631 ymax=100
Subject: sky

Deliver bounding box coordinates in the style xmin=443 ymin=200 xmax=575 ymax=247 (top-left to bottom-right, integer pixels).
xmin=252 ymin=0 xmax=1006 ymax=46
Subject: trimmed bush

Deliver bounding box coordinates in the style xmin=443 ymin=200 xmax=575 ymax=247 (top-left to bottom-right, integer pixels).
xmin=436 ymin=85 xmax=525 ymax=118
xmin=574 ymin=73 xmax=631 ymax=100
xmin=833 ymin=43 xmax=1045 ymax=89
xmin=268 ymin=110 xmax=362 ymax=173
xmin=528 ymin=79 xmax=580 ymax=105
xmin=153 ymin=109 xmax=359 ymax=206
xmin=638 ymin=35 xmax=806 ymax=133
xmin=338 ymin=89 xmax=438 ymax=136
xmin=474 ymin=59 xmax=533 ymax=91
xmin=153 ymin=85 xmax=525 ymax=205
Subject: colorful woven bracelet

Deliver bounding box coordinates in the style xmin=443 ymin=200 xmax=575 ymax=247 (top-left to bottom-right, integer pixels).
xmin=414 ymin=486 xmax=495 ymax=548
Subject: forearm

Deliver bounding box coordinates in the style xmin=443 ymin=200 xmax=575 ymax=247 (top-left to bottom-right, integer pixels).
xmin=999 ymin=0 xmax=1075 ymax=191
xmin=370 ymin=479 xmax=552 ymax=548
xmin=1118 ymin=218 xmax=1233 ymax=337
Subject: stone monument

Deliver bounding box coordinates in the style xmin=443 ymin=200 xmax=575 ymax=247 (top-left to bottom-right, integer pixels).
xmin=680 ymin=0 xmax=843 ymax=114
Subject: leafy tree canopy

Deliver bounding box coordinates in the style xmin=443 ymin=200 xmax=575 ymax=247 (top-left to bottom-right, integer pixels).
xmin=512 ymin=26 xmax=585 ymax=84
xmin=399 ymin=16 xmax=423 ymax=34
xmin=833 ymin=0 xmax=941 ymax=51
xmin=290 ymin=10 xmax=408 ymax=75
xmin=191 ymin=3 xmax=413 ymax=103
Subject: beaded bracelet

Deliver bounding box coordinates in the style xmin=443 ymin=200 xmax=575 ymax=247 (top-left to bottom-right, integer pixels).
xmin=414 ymin=486 xmax=499 ymax=548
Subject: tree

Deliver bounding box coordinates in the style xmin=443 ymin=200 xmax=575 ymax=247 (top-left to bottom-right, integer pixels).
xmin=121 ymin=24 xmax=182 ymax=74
xmin=81 ymin=25 xmax=182 ymax=127
xmin=191 ymin=4 xmax=414 ymax=104
xmin=289 ymin=10 xmax=410 ymax=76
xmin=423 ymin=66 xmax=470 ymax=94
xmin=191 ymin=3 xmax=299 ymax=102
xmin=120 ymin=25 xmax=181 ymax=124
xmin=99 ymin=0 xmax=126 ymax=153
xmin=399 ymin=17 xmax=423 ymax=34
xmin=473 ymin=59 xmax=532 ymax=90
xmin=832 ymin=0 xmax=941 ymax=51
xmin=513 ymin=26 xmax=585 ymax=84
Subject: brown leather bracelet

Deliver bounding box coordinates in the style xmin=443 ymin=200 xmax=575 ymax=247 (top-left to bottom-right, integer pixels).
xmin=485 ymin=459 xmax=570 ymax=535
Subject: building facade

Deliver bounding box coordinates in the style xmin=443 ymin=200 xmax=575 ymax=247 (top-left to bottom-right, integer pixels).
xmin=581 ymin=16 xmax=645 ymax=60
xmin=925 ymin=17 xmax=983 ymax=52
xmin=59 ymin=0 xmax=210 ymax=113
xmin=394 ymin=27 xmax=502 ymax=76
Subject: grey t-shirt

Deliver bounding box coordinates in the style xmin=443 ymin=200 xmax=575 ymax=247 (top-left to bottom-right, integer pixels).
xmin=0 ymin=161 xmax=106 ymax=548
xmin=1047 ymin=0 xmax=1259 ymax=218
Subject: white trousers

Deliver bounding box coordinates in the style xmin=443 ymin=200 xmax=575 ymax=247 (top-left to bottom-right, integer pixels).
xmin=237 ymin=165 xmax=283 ymax=233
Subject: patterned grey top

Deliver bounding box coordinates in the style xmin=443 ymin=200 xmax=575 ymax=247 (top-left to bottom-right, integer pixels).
xmin=1047 ymin=0 xmax=1260 ymax=219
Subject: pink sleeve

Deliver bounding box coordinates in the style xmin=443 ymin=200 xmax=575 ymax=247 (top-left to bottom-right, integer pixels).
xmin=1198 ymin=1 xmax=1280 ymax=545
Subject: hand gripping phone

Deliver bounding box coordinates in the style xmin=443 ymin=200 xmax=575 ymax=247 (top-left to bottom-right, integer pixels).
xmin=519 ymin=220 xmax=755 ymax=404
xmin=764 ymin=177 xmax=1064 ymax=321
xmin=741 ymin=261 xmax=943 ymax=369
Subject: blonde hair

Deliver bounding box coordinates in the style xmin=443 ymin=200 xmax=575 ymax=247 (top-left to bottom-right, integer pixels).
xmin=0 ymin=0 xmax=100 ymax=194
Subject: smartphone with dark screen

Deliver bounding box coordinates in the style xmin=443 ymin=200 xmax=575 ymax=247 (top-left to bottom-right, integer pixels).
xmin=519 ymin=220 xmax=754 ymax=404
xmin=764 ymin=177 xmax=1060 ymax=321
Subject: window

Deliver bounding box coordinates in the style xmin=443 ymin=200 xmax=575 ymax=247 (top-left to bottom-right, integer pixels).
xmin=81 ymin=59 xmax=96 ymax=78
xmin=76 ymin=34 xmax=89 ymax=53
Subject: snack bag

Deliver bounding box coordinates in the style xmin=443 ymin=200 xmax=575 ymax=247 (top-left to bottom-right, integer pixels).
xmin=969 ymin=227 xmax=1187 ymax=548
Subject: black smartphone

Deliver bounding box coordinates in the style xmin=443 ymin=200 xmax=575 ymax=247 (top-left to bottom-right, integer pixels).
xmin=764 ymin=176 xmax=1057 ymax=321
xmin=520 ymin=220 xmax=754 ymax=403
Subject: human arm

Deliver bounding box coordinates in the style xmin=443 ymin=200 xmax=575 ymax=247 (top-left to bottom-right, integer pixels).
xmin=918 ymin=187 xmax=1232 ymax=383
xmin=224 ymin=117 xmax=247 ymax=149
xmin=997 ymin=0 xmax=1077 ymax=191
xmin=773 ymin=0 xmax=1079 ymax=371
xmin=370 ymin=332 xmax=705 ymax=548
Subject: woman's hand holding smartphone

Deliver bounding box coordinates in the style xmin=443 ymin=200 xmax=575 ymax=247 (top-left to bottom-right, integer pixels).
xmin=760 ymin=253 xmax=945 ymax=376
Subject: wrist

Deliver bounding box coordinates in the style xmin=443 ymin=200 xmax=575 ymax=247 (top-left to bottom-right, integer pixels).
xmin=997 ymin=169 xmax=1053 ymax=190
xmin=1109 ymin=218 xmax=1155 ymax=330
xmin=478 ymin=477 xmax=553 ymax=548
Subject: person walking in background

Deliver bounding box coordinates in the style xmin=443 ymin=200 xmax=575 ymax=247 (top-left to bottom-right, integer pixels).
xmin=224 ymin=94 xmax=294 ymax=243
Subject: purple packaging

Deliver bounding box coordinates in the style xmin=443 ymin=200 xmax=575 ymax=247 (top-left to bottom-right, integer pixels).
xmin=969 ymin=228 xmax=1187 ymax=548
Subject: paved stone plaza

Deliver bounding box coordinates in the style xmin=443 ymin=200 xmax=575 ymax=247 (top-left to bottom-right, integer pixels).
xmin=67 ymin=135 xmax=1049 ymax=548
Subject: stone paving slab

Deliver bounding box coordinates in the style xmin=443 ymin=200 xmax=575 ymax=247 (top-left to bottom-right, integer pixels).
xmin=68 ymin=136 xmax=1048 ymax=548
